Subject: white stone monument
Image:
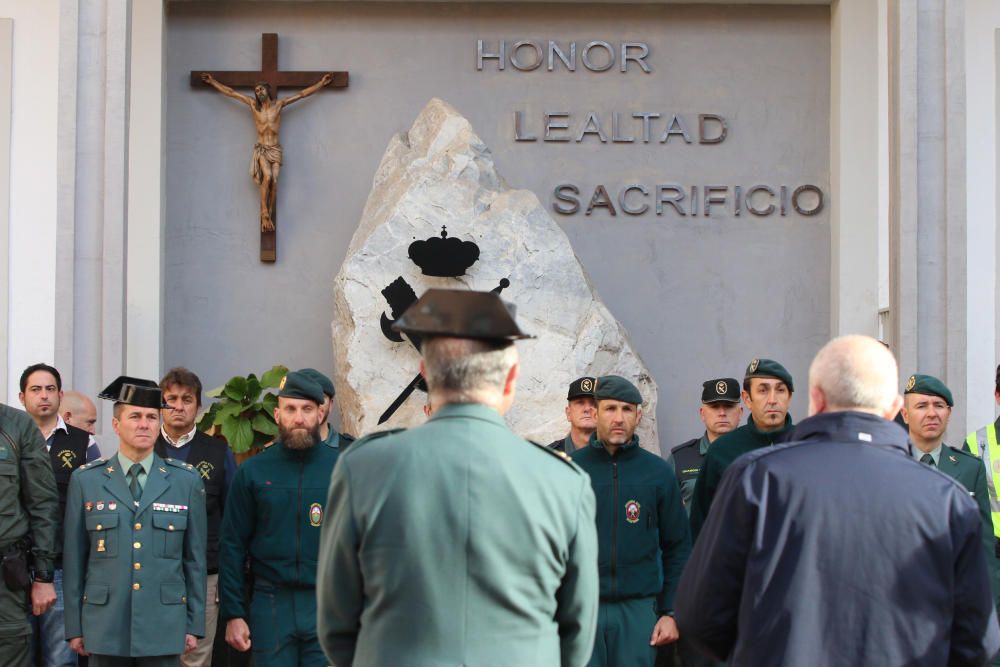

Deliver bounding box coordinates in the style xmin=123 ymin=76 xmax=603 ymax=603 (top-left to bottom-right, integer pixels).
xmin=332 ymin=98 xmax=658 ymax=450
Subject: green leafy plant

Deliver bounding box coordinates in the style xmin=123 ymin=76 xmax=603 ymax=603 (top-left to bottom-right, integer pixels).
xmin=197 ymin=365 xmax=287 ymax=453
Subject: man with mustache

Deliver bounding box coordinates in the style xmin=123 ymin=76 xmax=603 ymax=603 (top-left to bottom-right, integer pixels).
xmin=218 ymin=370 xmax=338 ymax=667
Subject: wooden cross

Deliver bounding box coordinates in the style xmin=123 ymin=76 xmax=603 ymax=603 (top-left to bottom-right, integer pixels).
xmin=191 ymin=33 xmax=349 ymax=262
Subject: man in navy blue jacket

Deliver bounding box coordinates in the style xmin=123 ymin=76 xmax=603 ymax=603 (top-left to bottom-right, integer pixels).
xmin=676 ymin=335 xmax=1000 ymax=666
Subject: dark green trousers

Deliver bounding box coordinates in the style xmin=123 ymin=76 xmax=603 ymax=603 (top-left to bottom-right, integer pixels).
xmin=587 ymin=597 xmax=658 ymax=667
xmin=0 ymin=578 xmax=30 ymax=667
xmin=250 ymin=585 xmax=325 ymax=667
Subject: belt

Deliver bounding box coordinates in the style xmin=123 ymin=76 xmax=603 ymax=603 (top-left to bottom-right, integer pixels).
xmin=254 ymin=579 xmax=313 ymax=592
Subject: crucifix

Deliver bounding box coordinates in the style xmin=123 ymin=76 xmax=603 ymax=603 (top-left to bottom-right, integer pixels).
xmin=192 ymin=33 xmax=349 ymax=262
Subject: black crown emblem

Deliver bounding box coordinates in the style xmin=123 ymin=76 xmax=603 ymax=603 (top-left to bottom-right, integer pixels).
xmin=408 ymin=226 xmax=480 ymax=277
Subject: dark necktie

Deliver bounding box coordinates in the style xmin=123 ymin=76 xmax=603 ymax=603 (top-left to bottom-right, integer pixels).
xmin=128 ymin=463 xmax=143 ymax=500
xmin=920 ymin=453 xmax=935 ymax=467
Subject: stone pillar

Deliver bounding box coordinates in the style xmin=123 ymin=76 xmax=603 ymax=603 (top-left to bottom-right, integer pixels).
xmin=54 ymin=0 xmax=132 ymax=430
xmin=889 ymin=0 xmax=969 ymax=432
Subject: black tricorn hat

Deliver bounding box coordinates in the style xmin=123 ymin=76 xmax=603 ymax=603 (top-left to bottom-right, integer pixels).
xmin=98 ymin=376 xmax=168 ymax=409
xmin=392 ymin=289 xmax=533 ymax=342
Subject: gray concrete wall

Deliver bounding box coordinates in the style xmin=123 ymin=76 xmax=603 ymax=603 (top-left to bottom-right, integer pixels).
xmin=165 ymin=2 xmax=830 ymax=452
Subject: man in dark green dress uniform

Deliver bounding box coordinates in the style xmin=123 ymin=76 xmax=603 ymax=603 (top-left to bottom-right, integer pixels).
xmin=318 ymin=289 xmax=599 ymax=667
xmin=689 ymin=359 xmax=795 ymax=541
xmin=667 ymin=378 xmax=742 ymax=514
xmin=548 ymin=376 xmax=598 ymax=454
xmin=572 ymin=375 xmax=691 ymax=667
xmin=0 ymin=400 xmax=58 ymax=666
xmin=902 ymin=373 xmax=1000 ymax=619
xmin=219 ymin=370 xmax=339 ymax=667
xmin=298 ymin=368 xmax=353 ymax=450
xmin=63 ymin=376 xmax=207 ymax=666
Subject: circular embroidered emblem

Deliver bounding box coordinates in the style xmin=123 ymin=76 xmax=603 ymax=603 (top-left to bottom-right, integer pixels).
xmin=715 ymin=380 xmax=728 ymax=395
xmin=749 ymin=359 xmax=760 ymax=373
xmin=309 ymin=503 xmax=323 ymax=527
xmin=278 ymin=375 xmax=287 ymax=390
xmin=625 ymin=500 xmax=641 ymax=524
xmin=580 ymin=378 xmax=594 ymax=392
xmin=905 ymin=375 xmax=916 ymax=391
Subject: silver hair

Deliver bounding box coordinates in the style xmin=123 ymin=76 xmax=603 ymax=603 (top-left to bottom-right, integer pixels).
xmin=809 ymin=335 xmax=899 ymax=412
xmin=422 ymin=337 xmax=518 ymax=403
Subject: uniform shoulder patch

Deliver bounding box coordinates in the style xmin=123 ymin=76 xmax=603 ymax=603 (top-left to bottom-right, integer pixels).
xmin=164 ymin=457 xmax=199 ymax=474
xmin=945 ymin=445 xmax=978 ymax=461
xmin=528 ymin=440 xmax=582 ymax=469
xmin=79 ymin=457 xmax=106 ymax=471
xmin=346 ymin=429 xmax=405 ymax=453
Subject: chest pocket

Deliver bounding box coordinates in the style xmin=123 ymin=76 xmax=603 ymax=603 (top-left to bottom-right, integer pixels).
xmin=86 ymin=513 xmax=119 ymax=558
xmin=0 ymin=458 xmax=17 ymax=516
xmin=152 ymin=513 xmax=187 ymax=558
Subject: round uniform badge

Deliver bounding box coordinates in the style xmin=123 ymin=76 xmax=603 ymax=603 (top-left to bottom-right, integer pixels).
xmin=905 ymin=375 xmax=916 ymax=391
xmin=309 ymin=503 xmax=323 ymax=527
xmin=625 ymin=500 xmax=641 ymax=524
xmin=581 ymin=378 xmax=594 ymax=392
xmin=749 ymin=359 xmax=760 ymax=373
xmin=716 ymin=380 xmax=728 ymax=395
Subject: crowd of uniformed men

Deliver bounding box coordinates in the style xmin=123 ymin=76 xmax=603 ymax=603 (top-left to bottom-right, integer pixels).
xmin=2 ymin=288 xmax=1000 ymax=666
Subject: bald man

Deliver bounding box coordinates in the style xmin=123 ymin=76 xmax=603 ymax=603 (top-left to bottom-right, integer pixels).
xmin=61 ymin=390 xmax=97 ymax=435
xmin=676 ymin=335 xmax=1000 ymax=666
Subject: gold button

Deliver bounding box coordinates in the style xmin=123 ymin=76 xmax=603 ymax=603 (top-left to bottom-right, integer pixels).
xmin=82 ymin=595 xmax=87 ymax=601
xmin=133 ymin=562 xmax=141 ymax=570
xmin=95 ymin=524 xmax=103 ymax=531
xmin=168 ymin=525 xmax=175 ymax=532
xmin=134 ymin=523 xmax=141 ymax=530
xmin=182 ymin=596 xmax=187 ymax=603
xmin=133 ymin=542 xmax=141 ymax=549
xmin=132 ymin=583 xmax=140 ymax=591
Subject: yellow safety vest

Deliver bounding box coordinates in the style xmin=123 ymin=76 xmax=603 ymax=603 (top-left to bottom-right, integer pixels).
xmin=966 ymin=423 xmax=1000 ymax=539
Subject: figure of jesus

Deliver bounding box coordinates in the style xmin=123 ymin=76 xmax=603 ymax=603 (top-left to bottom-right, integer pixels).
xmin=201 ymin=72 xmax=333 ymax=232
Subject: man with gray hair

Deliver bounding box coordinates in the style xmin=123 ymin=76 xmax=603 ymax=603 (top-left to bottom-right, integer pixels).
xmin=676 ymin=335 xmax=1000 ymax=665
xmin=317 ymin=289 xmax=599 ymax=667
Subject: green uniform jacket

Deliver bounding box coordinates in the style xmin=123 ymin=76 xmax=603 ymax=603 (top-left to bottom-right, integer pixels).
xmin=317 ymin=403 xmax=599 ymax=667
xmin=218 ymin=438 xmax=339 ymax=621
xmin=689 ymin=415 xmax=794 ymax=541
xmin=571 ymin=434 xmax=691 ymax=614
xmin=667 ymin=434 xmax=709 ymax=515
xmin=936 ymin=444 xmax=1000 ymax=604
xmin=63 ymin=455 xmax=207 ymax=656
xmin=0 ymin=403 xmax=58 ymax=571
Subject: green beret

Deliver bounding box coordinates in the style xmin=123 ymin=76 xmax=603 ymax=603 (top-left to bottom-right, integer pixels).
xmin=594 ymin=375 xmax=643 ymax=405
xmin=744 ymin=358 xmax=794 ymax=393
xmin=299 ymin=368 xmax=335 ymax=398
xmin=278 ymin=370 xmax=325 ymax=405
xmin=904 ymin=373 xmax=953 ymax=407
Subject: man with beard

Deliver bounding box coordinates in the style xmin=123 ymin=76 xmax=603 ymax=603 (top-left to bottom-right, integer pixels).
xmin=548 ymin=377 xmax=598 ymax=454
xmin=298 ymin=368 xmax=353 ymax=451
xmin=218 ymin=370 xmax=336 ymax=667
